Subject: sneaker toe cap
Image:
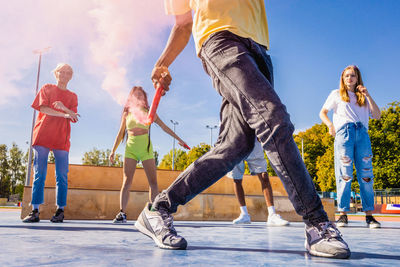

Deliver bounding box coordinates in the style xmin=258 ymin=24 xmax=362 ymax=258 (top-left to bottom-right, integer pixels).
xmin=313 ymin=239 xmax=351 ymax=258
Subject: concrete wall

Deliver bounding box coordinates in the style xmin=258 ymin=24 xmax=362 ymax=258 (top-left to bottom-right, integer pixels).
xmin=21 ymin=164 xmax=334 ymax=222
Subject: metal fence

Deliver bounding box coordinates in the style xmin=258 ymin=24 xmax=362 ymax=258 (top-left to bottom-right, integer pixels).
xmin=318 ymin=189 xmax=400 ymax=205
xmin=374 ymin=189 xmax=400 ymax=204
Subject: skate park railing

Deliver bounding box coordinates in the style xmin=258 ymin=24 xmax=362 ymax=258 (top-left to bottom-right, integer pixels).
xmin=21 ymin=164 xmax=335 ymax=222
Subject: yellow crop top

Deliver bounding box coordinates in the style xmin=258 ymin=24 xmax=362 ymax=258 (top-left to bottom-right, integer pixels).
xmin=126 ymin=112 xmax=150 ymax=130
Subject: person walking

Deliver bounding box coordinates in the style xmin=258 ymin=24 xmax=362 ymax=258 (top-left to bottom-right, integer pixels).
xmin=134 ymin=0 xmax=350 ymax=259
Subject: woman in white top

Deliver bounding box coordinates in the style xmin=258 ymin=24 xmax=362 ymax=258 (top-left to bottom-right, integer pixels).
xmin=319 ymin=65 xmax=381 ymax=228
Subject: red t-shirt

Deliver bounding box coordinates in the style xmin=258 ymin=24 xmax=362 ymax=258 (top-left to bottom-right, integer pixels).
xmin=31 ymin=84 xmax=78 ymax=152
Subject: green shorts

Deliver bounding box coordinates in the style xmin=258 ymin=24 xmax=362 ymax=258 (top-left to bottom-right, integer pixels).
xmin=125 ymin=134 xmax=154 ymax=161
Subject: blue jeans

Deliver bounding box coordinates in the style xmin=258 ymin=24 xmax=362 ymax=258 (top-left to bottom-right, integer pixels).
xmin=31 ymin=145 xmax=69 ymax=207
xmin=335 ymin=122 xmax=375 ymax=212
xmin=153 ymin=31 xmax=328 ymax=225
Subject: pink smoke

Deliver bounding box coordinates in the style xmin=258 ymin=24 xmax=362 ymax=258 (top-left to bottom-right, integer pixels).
xmin=88 ymin=0 xmax=172 ymax=105
xmin=124 ymin=88 xmax=149 ymax=125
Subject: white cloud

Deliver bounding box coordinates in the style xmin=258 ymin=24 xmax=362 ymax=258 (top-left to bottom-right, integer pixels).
xmin=0 ymin=0 xmax=171 ymax=107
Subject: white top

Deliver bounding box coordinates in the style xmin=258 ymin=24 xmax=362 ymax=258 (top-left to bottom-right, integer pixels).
xmin=322 ymin=89 xmax=371 ymax=130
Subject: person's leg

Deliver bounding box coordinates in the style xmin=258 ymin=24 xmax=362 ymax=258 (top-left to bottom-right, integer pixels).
xmin=152 ymin=97 xmax=255 ymax=213
xmin=198 ymin=31 xmax=328 ymax=225
xmin=50 ymin=149 xmax=69 ymax=223
xmin=232 ymin=178 xmax=251 ymax=224
xmin=257 ymin=172 xmax=289 ymax=226
xmin=120 ymin=157 xmax=137 ymax=211
xmin=227 ymin=160 xmax=251 ymax=223
xmin=334 ymin=124 xmax=355 ymax=227
xmin=53 ymin=149 xmax=69 ymax=209
xmin=257 ymin=172 xmax=273 ymax=207
xmin=199 ymin=31 xmax=348 ymax=258
xmin=142 ymin=158 xmax=158 ymax=202
xmin=22 ymin=145 xmax=49 ymax=223
xmin=135 ymin=98 xmax=255 ymax=249
xmin=30 ymin=146 xmax=50 ymax=208
xmin=233 ymin=179 xmax=246 ymax=207
xmin=354 ymin=124 xmax=380 ymax=228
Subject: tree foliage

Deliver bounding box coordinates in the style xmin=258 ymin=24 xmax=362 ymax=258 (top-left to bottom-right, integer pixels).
xmin=0 ymin=143 xmax=26 ymax=199
xmin=159 ymin=143 xmax=211 ymax=170
xmin=82 ymin=148 xmax=123 ymax=167
xmin=294 ymin=124 xmax=333 ymax=190
xmin=368 ymin=101 xmax=400 ymax=189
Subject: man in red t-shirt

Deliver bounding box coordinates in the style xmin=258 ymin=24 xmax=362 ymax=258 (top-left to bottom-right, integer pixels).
xmin=22 ymin=63 xmax=79 ymax=223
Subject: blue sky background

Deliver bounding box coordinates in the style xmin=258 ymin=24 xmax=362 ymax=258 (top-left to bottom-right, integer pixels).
xmin=1 ymin=0 xmax=399 ymax=164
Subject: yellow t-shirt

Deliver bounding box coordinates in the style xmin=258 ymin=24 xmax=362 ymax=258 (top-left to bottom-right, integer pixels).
xmin=164 ymin=0 xmax=269 ymax=55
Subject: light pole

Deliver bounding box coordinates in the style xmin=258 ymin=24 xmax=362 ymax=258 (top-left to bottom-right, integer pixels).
xmin=25 ymin=47 xmax=51 ymax=186
xmin=206 ymin=125 xmax=218 ymax=146
xmin=301 ymin=138 xmax=304 ymax=161
xmin=170 ymin=120 xmax=179 ymax=170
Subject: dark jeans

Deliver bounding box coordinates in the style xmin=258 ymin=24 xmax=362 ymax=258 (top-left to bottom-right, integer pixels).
xmin=153 ymin=31 xmax=328 ymax=225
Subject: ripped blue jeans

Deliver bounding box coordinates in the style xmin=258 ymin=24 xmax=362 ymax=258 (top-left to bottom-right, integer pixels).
xmin=335 ymin=122 xmax=375 ymax=212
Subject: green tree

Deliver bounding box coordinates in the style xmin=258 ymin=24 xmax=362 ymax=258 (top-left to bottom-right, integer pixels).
xmin=48 ymin=151 xmax=55 ymax=163
xmin=0 ymin=144 xmax=10 ymax=198
xmin=82 ymin=148 xmax=123 ymax=167
xmin=159 ymin=149 xmax=187 ymax=170
xmin=316 ymin=146 xmax=335 ymax=191
xmin=184 ymin=143 xmax=210 ymax=169
xmin=8 ymin=143 xmax=26 ymax=196
xmin=153 ymin=151 xmax=159 ymax=167
xmin=159 ymin=143 xmax=211 ymax=170
xmin=369 ymin=101 xmax=400 ymax=189
xmin=294 ymin=123 xmax=333 ymax=190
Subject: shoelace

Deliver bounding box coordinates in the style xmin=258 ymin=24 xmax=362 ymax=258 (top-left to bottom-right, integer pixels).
xmin=160 ymin=211 xmax=177 ymax=234
xmin=318 ymin=222 xmax=341 ymax=240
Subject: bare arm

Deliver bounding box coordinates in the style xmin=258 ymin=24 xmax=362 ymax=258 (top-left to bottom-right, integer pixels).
xmin=109 ymin=113 xmax=127 ymax=163
xmin=154 ymin=115 xmax=187 ymax=148
xmin=357 ymin=86 xmax=381 ymax=120
xmin=151 ymin=11 xmax=193 ymax=94
xmin=39 ymin=106 xmax=79 ymax=122
xmin=319 ymin=108 xmax=336 ymax=136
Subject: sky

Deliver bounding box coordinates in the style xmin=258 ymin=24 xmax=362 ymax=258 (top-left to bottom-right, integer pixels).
xmin=1 ymin=0 xmax=399 ymax=164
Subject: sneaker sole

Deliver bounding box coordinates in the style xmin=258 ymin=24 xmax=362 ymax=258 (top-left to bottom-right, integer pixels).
xmin=267 ymin=222 xmax=290 ymax=226
xmin=336 ymin=222 xmax=348 ymax=227
xmin=305 ymin=241 xmax=351 ymax=259
xmin=22 ymin=219 xmax=40 ymax=223
xmin=368 ymin=224 xmax=381 ymax=229
xmin=113 ymin=220 xmax=127 ymax=224
xmin=232 ymin=221 xmax=251 ymax=225
xmin=134 ymin=215 xmax=186 ymax=250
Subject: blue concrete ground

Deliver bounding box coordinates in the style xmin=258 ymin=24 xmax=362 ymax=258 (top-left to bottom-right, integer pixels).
xmin=1 ymin=209 xmax=399 ymax=266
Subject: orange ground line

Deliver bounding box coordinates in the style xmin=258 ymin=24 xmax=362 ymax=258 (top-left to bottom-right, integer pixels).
xmin=335 ymin=215 xmax=400 ymax=222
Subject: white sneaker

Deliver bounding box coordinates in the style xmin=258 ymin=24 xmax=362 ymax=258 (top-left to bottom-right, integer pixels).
xmin=232 ymin=213 xmax=251 ymax=224
xmin=267 ymin=213 xmax=290 ymax=226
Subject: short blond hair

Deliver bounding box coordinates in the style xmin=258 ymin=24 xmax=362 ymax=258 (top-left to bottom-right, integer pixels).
xmin=52 ymin=63 xmax=73 ymax=77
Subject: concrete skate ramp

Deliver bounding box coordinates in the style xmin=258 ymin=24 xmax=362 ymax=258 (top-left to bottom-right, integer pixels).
xmin=21 ymin=164 xmax=334 ymax=221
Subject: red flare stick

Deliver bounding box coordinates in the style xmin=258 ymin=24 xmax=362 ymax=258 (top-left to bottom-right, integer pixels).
xmin=183 ymin=144 xmax=191 ymax=150
xmin=146 ymin=85 xmax=163 ymax=125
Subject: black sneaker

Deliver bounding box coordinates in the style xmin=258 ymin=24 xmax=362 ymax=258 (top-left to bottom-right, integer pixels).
xmin=50 ymin=208 xmax=64 ymax=223
xmin=366 ymin=215 xmax=381 ymax=228
xmin=113 ymin=211 xmax=127 ymax=223
xmin=134 ymin=202 xmax=187 ymax=250
xmin=336 ymin=215 xmax=348 ymax=227
xmin=305 ymin=222 xmax=351 ymax=259
xmin=22 ymin=209 xmax=40 ymax=223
